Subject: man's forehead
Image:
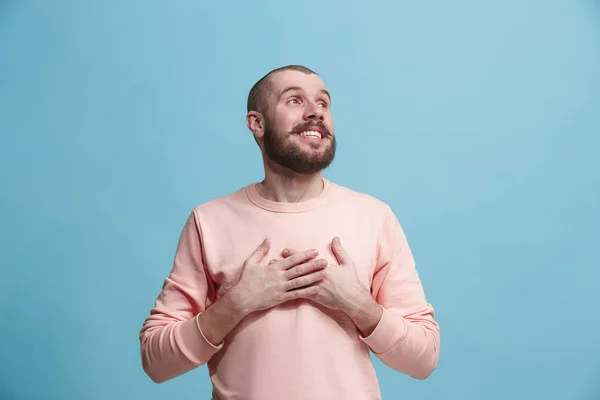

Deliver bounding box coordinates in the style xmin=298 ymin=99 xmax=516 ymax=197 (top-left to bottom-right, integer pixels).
xmin=269 ymin=70 xmax=328 ymax=97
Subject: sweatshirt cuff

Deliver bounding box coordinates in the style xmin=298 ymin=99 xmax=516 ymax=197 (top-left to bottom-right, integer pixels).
xmin=196 ymin=313 xmax=224 ymax=349
xmin=177 ymin=313 xmax=223 ymax=365
xmin=359 ymin=306 xmax=407 ymax=354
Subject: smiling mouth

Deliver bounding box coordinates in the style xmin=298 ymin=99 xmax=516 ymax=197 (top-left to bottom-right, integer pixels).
xmin=297 ymin=130 xmax=323 ymax=139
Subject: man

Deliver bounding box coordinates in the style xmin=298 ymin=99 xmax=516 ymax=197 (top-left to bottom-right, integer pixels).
xmin=139 ymin=65 xmax=440 ymax=399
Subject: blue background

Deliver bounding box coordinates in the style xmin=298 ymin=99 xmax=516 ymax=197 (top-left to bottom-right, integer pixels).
xmin=1 ymin=1 xmax=599 ymax=399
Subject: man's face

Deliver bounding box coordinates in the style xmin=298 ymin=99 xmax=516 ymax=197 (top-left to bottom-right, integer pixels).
xmin=261 ymin=70 xmax=336 ymax=175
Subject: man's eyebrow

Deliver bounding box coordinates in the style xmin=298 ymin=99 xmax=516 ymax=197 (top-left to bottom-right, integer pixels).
xmin=278 ymin=86 xmax=302 ymax=99
xmin=278 ymin=86 xmax=331 ymax=101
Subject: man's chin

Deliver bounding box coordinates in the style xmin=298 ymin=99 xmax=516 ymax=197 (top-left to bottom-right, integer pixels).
xmin=291 ymin=140 xmax=332 ymax=154
xmin=270 ymin=157 xmax=334 ymax=175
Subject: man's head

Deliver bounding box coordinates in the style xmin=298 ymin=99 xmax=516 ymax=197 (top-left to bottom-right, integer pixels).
xmin=246 ymin=65 xmax=336 ymax=175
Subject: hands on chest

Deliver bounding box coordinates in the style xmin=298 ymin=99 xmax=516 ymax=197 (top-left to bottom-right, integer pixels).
xmin=274 ymin=237 xmax=368 ymax=314
xmin=229 ymin=237 xmax=374 ymax=320
xmin=201 ymin=238 xmax=383 ymax=346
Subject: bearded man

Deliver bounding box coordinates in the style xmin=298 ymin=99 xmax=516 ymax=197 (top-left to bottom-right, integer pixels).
xmin=139 ymin=65 xmax=440 ymax=400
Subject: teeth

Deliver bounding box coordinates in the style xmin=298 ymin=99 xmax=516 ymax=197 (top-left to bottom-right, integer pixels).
xmin=299 ymin=130 xmax=322 ymax=139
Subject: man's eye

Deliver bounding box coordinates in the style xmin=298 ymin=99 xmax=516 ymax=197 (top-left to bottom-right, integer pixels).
xmin=318 ymin=102 xmax=328 ymax=108
xmin=288 ymin=98 xmax=300 ymax=104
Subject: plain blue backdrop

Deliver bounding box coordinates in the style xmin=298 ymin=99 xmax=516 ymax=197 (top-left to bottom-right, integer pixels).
xmin=1 ymin=1 xmax=599 ymax=399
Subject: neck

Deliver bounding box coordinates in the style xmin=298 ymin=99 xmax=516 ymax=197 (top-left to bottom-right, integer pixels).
xmin=257 ymin=164 xmax=324 ymax=203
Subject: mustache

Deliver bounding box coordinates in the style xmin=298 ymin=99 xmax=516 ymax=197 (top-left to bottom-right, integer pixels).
xmin=289 ymin=121 xmax=332 ymax=137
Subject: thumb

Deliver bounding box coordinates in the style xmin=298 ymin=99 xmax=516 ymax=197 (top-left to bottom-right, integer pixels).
xmin=331 ymin=237 xmax=350 ymax=264
xmin=246 ymin=239 xmax=271 ymax=265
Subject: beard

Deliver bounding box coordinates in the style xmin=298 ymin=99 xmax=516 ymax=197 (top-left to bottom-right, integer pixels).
xmin=263 ymin=119 xmax=336 ymax=175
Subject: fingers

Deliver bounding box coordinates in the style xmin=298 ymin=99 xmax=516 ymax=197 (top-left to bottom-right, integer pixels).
xmin=278 ymin=249 xmax=319 ymax=270
xmin=281 ymin=248 xmax=300 ymax=258
xmin=285 ymin=259 xmax=327 ymax=280
xmin=331 ymin=237 xmax=349 ymax=264
xmin=272 ymin=248 xmax=308 ymax=265
xmin=245 ymin=239 xmax=271 ymax=265
xmin=285 ymin=269 xmax=325 ymax=291
xmin=281 ymin=285 xmax=320 ymax=301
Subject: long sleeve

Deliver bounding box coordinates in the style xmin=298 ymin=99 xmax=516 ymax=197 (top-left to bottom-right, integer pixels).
xmin=139 ymin=210 xmax=222 ymax=383
xmin=359 ymin=205 xmax=440 ymax=379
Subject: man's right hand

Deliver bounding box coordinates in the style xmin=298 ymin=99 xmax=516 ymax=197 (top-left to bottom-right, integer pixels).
xmin=230 ymin=239 xmax=327 ymax=314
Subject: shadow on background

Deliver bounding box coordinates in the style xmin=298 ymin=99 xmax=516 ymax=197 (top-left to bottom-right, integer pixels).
xmin=591 ymin=0 xmax=600 ymax=18
xmin=585 ymin=363 xmax=600 ymax=400
xmin=0 ymin=0 xmax=17 ymax=18
xmin=583 ymin=5 xmax=599 ymax=400
xmin=0 ymin=379 xmax=16 ymax=400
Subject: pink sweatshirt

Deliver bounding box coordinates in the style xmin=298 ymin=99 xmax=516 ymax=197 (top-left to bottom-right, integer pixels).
xmin=139 ymin=179 xmax=440 ymax=399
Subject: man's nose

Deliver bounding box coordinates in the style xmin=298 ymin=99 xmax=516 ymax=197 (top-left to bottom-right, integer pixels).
xmin=304 ymin=102 xmax=324 ymax=121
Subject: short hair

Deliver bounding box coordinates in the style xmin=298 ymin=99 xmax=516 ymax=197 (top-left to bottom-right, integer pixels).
xmin=247 ymin=65 xmax=317 ymax=114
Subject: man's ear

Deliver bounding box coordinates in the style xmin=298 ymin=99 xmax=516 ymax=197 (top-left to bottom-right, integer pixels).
xmin=246 ymin=111 xmax=265 ymax=141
